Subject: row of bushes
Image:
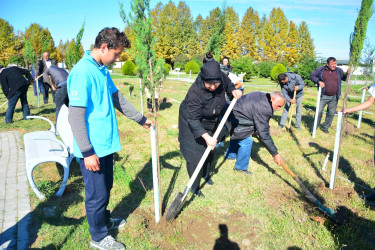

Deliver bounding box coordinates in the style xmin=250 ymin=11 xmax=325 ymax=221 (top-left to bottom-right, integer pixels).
xmin=122 ymin=55 xmax=323 ymax=87
xmin=121 ymin=60 xmax=172 ymax=76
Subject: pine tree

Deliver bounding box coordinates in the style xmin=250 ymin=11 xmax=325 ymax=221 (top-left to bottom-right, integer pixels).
xmin=237 ymin=7 xmax=260 ymax=60
xmin=206 ymin=7 xmax=225 ymax=61
xmin=23 ymin=37 xmax=37 ymax=68
xmin=65 ymin=21 xmax=85 ymax=69
xmin=122 ymin=0 xmax=163 ymax=216
xmin=334 ymin=0 xmax=374 ymax=188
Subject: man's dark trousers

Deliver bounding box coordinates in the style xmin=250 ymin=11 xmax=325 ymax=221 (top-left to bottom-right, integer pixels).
xmin=41 ymin=81 xmax=55 ymax=104
xmin=80 ymin=154 xmax=113 ymax=241
xmin=5 ymin=85 xmax=30 ymax=123
xmin=55 ymin=84 xmax=68 ymax=120
xmin=317 ymin=95 xmax=338 ymax=130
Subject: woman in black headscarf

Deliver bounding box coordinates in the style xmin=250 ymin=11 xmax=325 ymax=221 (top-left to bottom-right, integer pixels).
xmin=178 ymin=60 xmax=242 ymax=197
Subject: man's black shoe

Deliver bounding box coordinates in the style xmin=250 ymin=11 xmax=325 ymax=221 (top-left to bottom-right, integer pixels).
xmin=190 ymin=189 xmax=205 ymax=198
xmin=205 ymin=177 xmax=214 ymax=185
xmin=360 ymin=192 xmax=375 ymax=201
xmin=320 ymin=127 xmax=329 ymax=134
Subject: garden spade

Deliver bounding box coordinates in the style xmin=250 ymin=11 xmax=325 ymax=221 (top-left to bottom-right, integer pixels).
xmin=166 ymin=98 xmax=238 ymax=222
xmin=280 ymin=161 xmax=338 ymax=223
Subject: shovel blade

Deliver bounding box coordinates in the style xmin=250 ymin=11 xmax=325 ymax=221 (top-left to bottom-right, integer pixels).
xmin=166 ymin=192 xmax=185 ymax=222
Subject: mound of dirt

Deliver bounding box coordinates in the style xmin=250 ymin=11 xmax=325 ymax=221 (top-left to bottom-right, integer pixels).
xmin=131 ymin=207 xmax=260 ymax=249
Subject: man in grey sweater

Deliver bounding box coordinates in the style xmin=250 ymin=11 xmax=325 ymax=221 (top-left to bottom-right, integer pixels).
xmin=68 ymin=27 xmax=153 ymax=250
xmin=277 ymin=72 xmax=305 ymax=130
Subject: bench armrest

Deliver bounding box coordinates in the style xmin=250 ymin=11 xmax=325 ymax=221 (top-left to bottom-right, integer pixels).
xmin=26 ymin=116 xmax=56 ymax=133
xmin=33 ymin=137 xmax=69 ymax=157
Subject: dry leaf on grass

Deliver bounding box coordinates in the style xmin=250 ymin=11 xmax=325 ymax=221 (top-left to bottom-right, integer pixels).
xmin=311 ymin=216 xmax=325 ymax=224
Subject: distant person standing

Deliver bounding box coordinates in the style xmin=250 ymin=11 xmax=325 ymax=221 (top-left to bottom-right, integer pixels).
xmin=310 ymin=57 xmax=349 ymax=133
xmin=43 ymin=65 xmax=69 ymax=119
xmin=277 ymin=72 xmax=305 ymax=130
xmin=220 ymin=56 xmax=232 ymax=75
xmin=0 ymin=65 xmax=33 ymax=124
xmin=37 ymin=51 xmax=56 ymax=104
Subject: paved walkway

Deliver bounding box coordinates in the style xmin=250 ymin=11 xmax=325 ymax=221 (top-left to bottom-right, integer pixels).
xmin=0 ymin=131 xmax=31 ymax=249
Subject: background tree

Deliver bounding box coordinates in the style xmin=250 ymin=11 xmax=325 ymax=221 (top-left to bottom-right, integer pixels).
xmin=284 ymin=20 xmax=300 ymax=65
xmin=56 ymin=40 xmax=67 ymax=64
xmin=298 ymin=21 xmax=315 ymax=59
xmin=222 ymin=7 xmax=241 ymax=60
xmin=193 ymin=14 xmax=205 ymax=57
xmin=23 ymin=23 xmax=55 ymax=59
xmin=65 ymin=21 xmax=85 ymax=69
xmin=206 ymin=6 xmax=225 ymax=61
xmin=23 ymin=37 xmax=37 ymax=68
xmin=237 ymin=7 xmax=260 ymax=60
xmin=153 ymin=1 xmax=179 ymax=64
xmin=0 ymin=18 xmax=20 ymax=65
xmin=260 ymin=8 xmax=289 ymax=62
xmin=361 ymin=39 xmax=375 ymax=81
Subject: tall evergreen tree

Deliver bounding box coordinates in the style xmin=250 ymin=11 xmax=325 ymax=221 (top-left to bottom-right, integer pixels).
xmin=206 ymin=7 xmax=225 ymax=61
xmin=65 ymin=21 xmax=85 ymax=69
xmin=121 ymin=0 xmax=163 ymax=215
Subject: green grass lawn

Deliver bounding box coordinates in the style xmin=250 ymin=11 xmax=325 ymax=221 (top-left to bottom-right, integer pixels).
xmin=1 ymin=76 xmax=375 ymax=249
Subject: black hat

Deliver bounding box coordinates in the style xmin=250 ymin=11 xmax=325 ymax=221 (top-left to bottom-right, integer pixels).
xmin=200 ymin=61 xmax=222 ymax=83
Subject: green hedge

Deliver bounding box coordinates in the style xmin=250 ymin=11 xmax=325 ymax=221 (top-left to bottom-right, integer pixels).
xmin=122 ymin=60 xmax=136 ymax=76
xmin=184 ymin=61 xmax=200 ymax=74
xmin=270 ymin=63 xmax=287 ymax=81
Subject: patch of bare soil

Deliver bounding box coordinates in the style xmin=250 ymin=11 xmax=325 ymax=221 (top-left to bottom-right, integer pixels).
xmin=318 ymin=183 xmax=356 ymax=206
xmin=342 ymin=122 xmax=357 ymax=137
xmin=119 ymin=130 xmax=134 ymax=141
xmin=132 ymin=207 xmax=260 ymax=249
xmin=270 ymin=127 xmax=281 ymax=137
xmin=264 ymin=183 xmax=308 ymax=211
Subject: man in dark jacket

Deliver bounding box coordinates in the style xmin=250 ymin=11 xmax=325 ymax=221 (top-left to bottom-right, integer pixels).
xmin=225 ymin=91 xmax=284 ymax=174
xmin=310 ymin=57 xmax=349 ymax=133
xmin=278 ymin=72 xmax=305 ymax=130
xmin=37 ymin=51 xmax=56 ymax=104
xmin=0 ymin=65 xmax=33 ymax=124
xmin=43 ymin=65 xmax=69 ymax=119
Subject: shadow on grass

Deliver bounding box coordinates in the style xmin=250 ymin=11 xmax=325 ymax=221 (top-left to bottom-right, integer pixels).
xmin=111 ymin=150 xmax=182 ymax=224
xmin=250 ymin=141 xmax=301 ymax=195
xmin=325 ymin=206 xmax=375 ymax=248
xmin=213 ymin=224 xmax=240 ymax=250
xmin=0 ymin=161 xmax=86 ymax=249
xmin=159 ymin=102 xmax=172 ymax=111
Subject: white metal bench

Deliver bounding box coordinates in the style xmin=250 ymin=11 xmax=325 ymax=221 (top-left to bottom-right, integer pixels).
xmin=24 ymin=105 xmax=74 ymax=199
